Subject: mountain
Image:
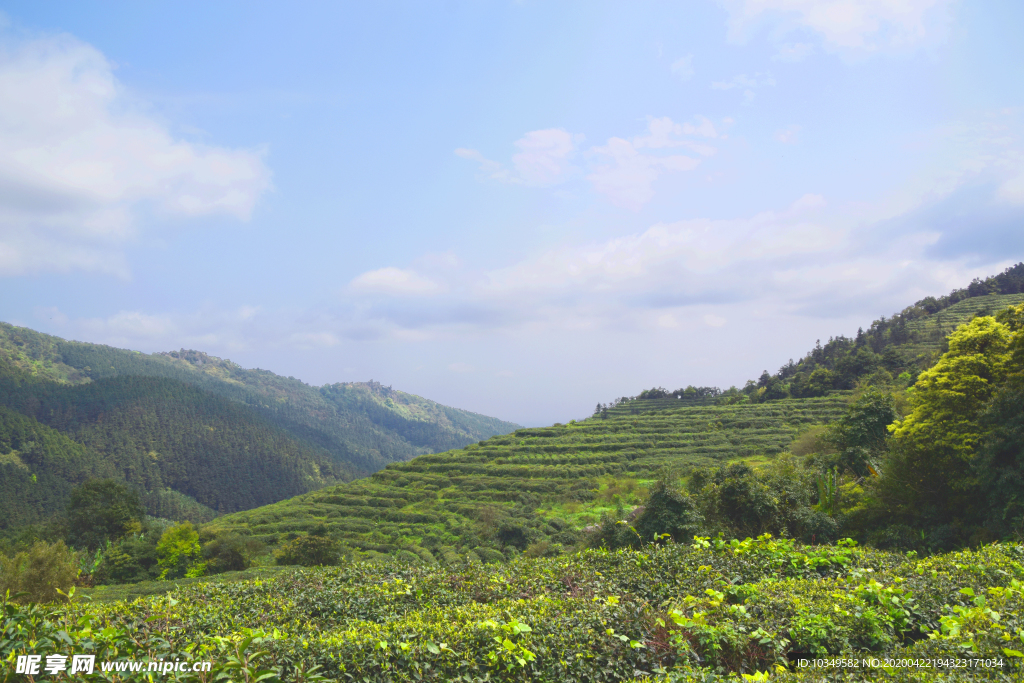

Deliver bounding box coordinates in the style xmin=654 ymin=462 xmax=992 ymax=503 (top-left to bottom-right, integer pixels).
xmin=202 ymin=263 xmax=1024 ymax=564
xmin=0 ymin=324 xmax=521 ymax=530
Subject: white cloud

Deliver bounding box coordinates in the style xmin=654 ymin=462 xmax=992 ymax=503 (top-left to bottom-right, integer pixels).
xmin=671 ymin=55 xmax=694 ymax=81
xmin=0 ymin=34 xmax=271 ymax=277
xmin=635 ymin=116 xmax=719 ymax=153
xmin=710 ymin=73 xmax=776 ymax=90
xmin=511 ymin=129 xmax=577 ymax=185
xmin=455 ymin=129 xmax=577 ymax=186
xmin=774 ymin=42 xmax=815 ymax=61
xmin=587 ymin=140 xmax=700 ymax=210
xmin=289 ymin=332 xmax=340 ymax=349
xmin=459 ymin=118 xmax=715 ymax=209
xmin=454 ymin=148 xmax=505 ymax=178
xmin=724 ymin=0 xmax=953 ymax=52
xmin=711 ymin=72 xmax=776 ymax=91
xmin=80 ymin=310 xmax=179 ymax=344
xmin=998 ymin=173 xmax=1024 ymax=205
xmin=711 ymin=73 xmax=775 ymax=106
xmin=486 ymin=193 xmax=836 ymax=293
xmin=775 ymin=125 xmax=802 ymax=143
xmin=657 ymin=313 xmax=681 ymax=328
xmin=586 ymin=117 xmax=713 ymax=210
xmin=349 ymin=267 xmax=445 ymax=296
xmin=703 ymin=314 xmax=727 ymax=327
xmin=322 ymin=189 xmax=990 ymax=344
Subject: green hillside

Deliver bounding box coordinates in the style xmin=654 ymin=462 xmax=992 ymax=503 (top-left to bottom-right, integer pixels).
xmin=206 ymin=395 xmax=851 ymax=560
xmin=766 ymin=264 xmax=1024 ymax=399
xmin=0 ymin=323 xmax=522 ymax=476
xmin=0 ymin=405 xmax=114 ymax=531
xmin=6 ymin=273 xmax=1024 ymax=683
xmin=0 ymin=375 xmax=349 ymax=523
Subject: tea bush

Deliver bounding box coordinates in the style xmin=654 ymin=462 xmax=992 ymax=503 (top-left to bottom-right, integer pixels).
xmin=4 ymin=538 xmax=1023 ymax=681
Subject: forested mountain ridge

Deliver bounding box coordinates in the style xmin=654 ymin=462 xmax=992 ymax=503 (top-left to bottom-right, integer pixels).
xmin=615 ymin=262 xmax=1024 ymax=408
xmin=0 ymin=324 xmax=521 ymax=474
xmin=0 ymin=323 xmax=521 ymax=533
xmin=764 ymin=263 xmax=1024 ymax=400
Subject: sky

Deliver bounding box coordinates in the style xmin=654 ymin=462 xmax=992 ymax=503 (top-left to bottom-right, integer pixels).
xmin=1 ymin=1 xmax=1023 ymax=427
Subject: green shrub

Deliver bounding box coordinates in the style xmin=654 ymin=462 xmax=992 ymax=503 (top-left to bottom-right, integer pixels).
xmin=275 ymin=533 xmax=342 ymax=567
xmin=203 ymin=532 xmax=265 ymax=574
xmin=474 ymin=547 xmax=505 ymax=564
xmin=394 ymin=550 xmax=421 ymax=564
xmin=94 ymin=533 xmax=159 ymax=584
xmin=5 ymin=539 xmax=1024 ymax=682
xmin=634 ymin=478 xmax=704 ymax=544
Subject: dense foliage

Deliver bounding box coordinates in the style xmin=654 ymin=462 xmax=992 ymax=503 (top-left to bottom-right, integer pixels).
xmin=0 ymin=374 xmax=349 ymax=528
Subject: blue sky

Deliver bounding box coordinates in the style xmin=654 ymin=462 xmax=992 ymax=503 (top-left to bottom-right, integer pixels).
xmin=2 ymin=1 xmax=1023 ymax=426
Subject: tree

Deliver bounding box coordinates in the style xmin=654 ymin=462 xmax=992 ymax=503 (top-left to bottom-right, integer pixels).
xmin=156 ymin=521 xmax=203 ymax=579
xmin=66 ymin=479 xmax=145 ymax=551
xmin=973 ymin=305 xmax=1024 ymax=536
xmin=883 ymin=316 xmax=1013 ymax=526
xmin=202 ymin=531 xmax=264 ymax=573
xmin=834 ymin=348 xmax=880 ymax=389
xmin=0 ymin=540 xmax=78 ymax=604
xmin=633 ymin=478 xmax=703 ymax=544
xmin=974 ymin=374 xmax=1024 ymax=536
xmin=822 ymin=388 xmax=898 ymax=476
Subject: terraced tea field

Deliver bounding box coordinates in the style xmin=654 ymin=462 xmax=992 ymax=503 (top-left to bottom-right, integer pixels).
xmin=208 ymin=394 xmax=851 ymax=562
xmin=899 ymin=292 xmax=1024 ymax=361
